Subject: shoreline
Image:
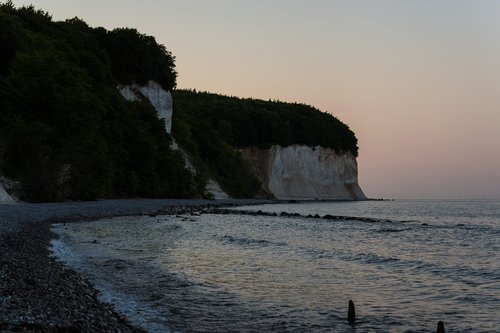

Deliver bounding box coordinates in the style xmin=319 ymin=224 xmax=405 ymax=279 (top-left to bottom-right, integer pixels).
xmin=0 ymin=198 xmax=270 ymax=332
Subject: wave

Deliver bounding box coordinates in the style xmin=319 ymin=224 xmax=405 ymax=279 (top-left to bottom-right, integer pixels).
xmin=219 ymin=235 xmax=286 ymax=248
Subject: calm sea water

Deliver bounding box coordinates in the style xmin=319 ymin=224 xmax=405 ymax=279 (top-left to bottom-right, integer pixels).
xmin=51 ymin=200 xmax=500 ymax=333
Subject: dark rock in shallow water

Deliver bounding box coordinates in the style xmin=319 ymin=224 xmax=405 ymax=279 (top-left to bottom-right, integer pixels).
xmin=348 ymin=300 xmax=356 ymax=323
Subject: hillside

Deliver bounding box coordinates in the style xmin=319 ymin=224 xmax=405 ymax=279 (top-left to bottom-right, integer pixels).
xmin=0 ymin=3 xmax=361 ymax=202
xmin=0 ymin=3 xmax=199 ymax=202
xmin=172 ymin=90 xmax=359 ymax=198
xmin=173 ymin=90 xmax=358 ymax=155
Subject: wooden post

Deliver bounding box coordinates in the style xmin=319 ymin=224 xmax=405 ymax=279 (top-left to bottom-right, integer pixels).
xmin=348 ymin=300 xmax=356 ymax=323
xmin=437 ymin=321 xmax=445 ymax=333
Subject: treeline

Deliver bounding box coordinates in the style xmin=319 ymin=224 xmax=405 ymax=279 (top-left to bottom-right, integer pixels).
xmin=171 ymin=90 xmax=359 ymax=198
xmin=172 ymin=94 xmax=263 ymax=198
xmin=0 ymin=3 xmax=360 ymax=202
xmin=0 ymin=3 xmax=198 ymax=202
xmin=172 ymin=90 xmax=359 ymax=156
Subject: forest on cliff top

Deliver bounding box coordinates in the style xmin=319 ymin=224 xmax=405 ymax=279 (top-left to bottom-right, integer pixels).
xmin=172 ymin=90 xmax=359 ymax=197
xmin=0 ymin=3 xmax=358 ymax=202
xmin=0 ymin=3 xmax=197 ymax=202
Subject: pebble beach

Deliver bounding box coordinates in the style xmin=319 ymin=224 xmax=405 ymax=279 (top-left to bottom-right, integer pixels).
xmin=0 ymin=199 xmax=267 ymax=332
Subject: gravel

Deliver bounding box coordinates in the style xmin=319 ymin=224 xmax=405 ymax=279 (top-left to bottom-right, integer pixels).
xmin=0 ymin=198 xmax=270 ymax=332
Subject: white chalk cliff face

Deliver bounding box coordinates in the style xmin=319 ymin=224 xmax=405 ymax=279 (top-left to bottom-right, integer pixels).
xmin=241 ymin=145 xmax=366 ymax=200
xmin=0 ymin=182 xmax=14 ymax=203
xmin=119 ymin=81 xmax=230 ymax=199
xmin=171 ymin=139 xmax=229 ymax=199
xmin=119 ymin=80 xmax=173 ymax=133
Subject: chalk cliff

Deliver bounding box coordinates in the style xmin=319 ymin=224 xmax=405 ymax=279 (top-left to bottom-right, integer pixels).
xmin=120 ymin=82 xmax=230 ymax=199
xmin=119 ymin=81 xmax=173 ymax=133
xmin=241 ymin=145 xmax=366 ymax=200
xmin=118 ymin=83 xmax=363 ymax=200
xmin=0 ymin=179 xmax=14 ymax=203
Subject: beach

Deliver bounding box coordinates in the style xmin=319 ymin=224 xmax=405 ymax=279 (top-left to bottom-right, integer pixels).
xmin=0 ymin=199 xmax=268 ymax=332
xmin=2 ymin=199 xmax=498 ymax=332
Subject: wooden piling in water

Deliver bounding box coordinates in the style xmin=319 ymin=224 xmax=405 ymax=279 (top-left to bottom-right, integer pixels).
xmin=348 ymin=300 xmax=356 ymax=323
xmin=437 ymin=321 xmax=445 ymax=333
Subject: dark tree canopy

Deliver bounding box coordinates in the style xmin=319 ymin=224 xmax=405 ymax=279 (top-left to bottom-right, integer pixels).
xmin=96 ymin=27 xmax=177 ymax=91
xmin=172 ymin=90 xmax=359 ymax=156
xmin=171 ymin=90 xmax=358 ymax=198
xmin=0 ymin=3 xmax=194 ymax=202
xmin=0 ymin=2 xmax=361 ymax=201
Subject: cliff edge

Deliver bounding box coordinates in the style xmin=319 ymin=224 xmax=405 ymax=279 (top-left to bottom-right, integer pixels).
xmin=241 ymin=145 xmax=366 ymax=200
xmin=120 ymin=81 xmax=230 ymax=199
xmin=119 ymin=81 xmax=173 ymax=134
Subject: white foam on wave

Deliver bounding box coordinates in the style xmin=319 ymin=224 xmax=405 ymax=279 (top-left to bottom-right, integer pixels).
xmin=49 ymin=223 xmax=178 ymax=333
xmin=50 ymin=224 xmax=86 ymax=266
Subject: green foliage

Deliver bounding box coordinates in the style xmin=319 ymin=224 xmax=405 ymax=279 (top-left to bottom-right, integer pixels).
xmin=172 ymin=90 xmax=359 ymax=157
xmin=0 ymin=2 xmax=360 ymax=202
xmin=0 ymin=3 xmax=195 ymax=202
xmin=172 ymin=108 xmax=263 ymax=198
xmin=96 ymin=27 xmax=177 ymax=91
xmin=172 ymin=90 xmax=358 ymax=198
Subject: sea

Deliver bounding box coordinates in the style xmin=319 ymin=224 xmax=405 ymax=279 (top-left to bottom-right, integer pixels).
xmin=50 ymin=200 xmax=500 ymax=333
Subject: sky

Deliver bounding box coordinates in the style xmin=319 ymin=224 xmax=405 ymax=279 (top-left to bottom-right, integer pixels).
xmin=11 ymin=0 xmax=500 ymax=199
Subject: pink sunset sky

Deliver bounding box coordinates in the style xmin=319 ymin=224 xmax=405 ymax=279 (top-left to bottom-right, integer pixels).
xmin=12 ymin=0 xmax=500 ymax=199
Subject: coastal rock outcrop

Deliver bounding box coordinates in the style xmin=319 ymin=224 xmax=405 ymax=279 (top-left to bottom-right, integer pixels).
xmin=171 ymin=139 xmax=230 ymax=199
xmin=205 ymin=179 xmax=230 ymax=199
xmin=241 ymin=145 xmax=366 ymax=200
xmin=119 ymin=80 xmax=173 ymax=133
xmin=0 ymin=178 xmax=14 ymax=203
